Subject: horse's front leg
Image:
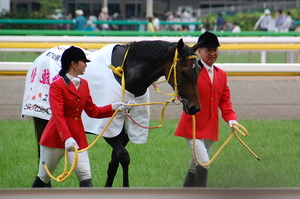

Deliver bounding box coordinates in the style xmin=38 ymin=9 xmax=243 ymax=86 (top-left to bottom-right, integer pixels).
xmin=104 ymin=128 xmax=130 ymax=187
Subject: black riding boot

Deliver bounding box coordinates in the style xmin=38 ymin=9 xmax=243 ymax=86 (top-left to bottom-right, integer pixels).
xmin=32 ymin=176 xmax=50 ymax=188
xmin=45 ymin=181 xmax=52 ymax=187
xmin=79 ymin=178 xmax=93 ymax=187
xmin=195 ymin=165 xmax=208 ymax=187
xmin=183 ymin=171 xmax=196 ymax=187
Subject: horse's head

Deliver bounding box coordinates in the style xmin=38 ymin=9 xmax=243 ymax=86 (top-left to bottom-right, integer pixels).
xmin=166 ymin=39 xmax=202 ymax=115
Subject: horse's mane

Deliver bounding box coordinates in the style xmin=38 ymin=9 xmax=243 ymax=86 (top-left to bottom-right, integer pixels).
xmin=126 ymin=40 xmax=176 ymax=60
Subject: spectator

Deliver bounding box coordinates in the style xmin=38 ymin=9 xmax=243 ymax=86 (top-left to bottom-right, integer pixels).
xmin=147 ymin=17 xmax=155 ymax=32
xmin=87 ymin=13 xmax=98 ymax=31
xmin=275 ymin=9 xmax=286 ymax=32
xmin=98 ymin=7 xmax=110 ymax=30
xmin=65 ymin=13 xmax=73 ymax=30
xmin=181 ymin=8 xmax=191 ymax=31
xmin=281 ymin=11 xmax=293 ymax=32
xmin=189 ymin=12 xmax=197 ymax=32
xmin=216 ymin=13 xmax=225 ymax=31
xmin=167 ymin=11 xmax=181 ymax=31
xmin=203 ymin=18 xmax=211 ymax=31
xmin=111 ymin=11 xmax=122 ymax=30
xmin=253 ymin=9 xmax=272 ymax=31
xmin=73 ymin=10 xmax=87 ymax=30
xmin=223 ymin=22 xmax=233 ymax=31
xmin=232 ymin=22 xmax=241 ymax=32
xmin=84 ymin=20 xmax=95 ymax=31
xmin=152 ymin=13 xmax=160 ymax=31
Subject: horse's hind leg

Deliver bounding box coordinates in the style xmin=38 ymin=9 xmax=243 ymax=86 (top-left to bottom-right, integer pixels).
xmin=33 ymin=117 xmax=51 ymax=187
xmin=104 ymin=128 xmax=130 ymax=187
xmin=33 ymin=117 xmax=48 ymax=159
xmin=104 ymin=150 xmax=119 ymax=187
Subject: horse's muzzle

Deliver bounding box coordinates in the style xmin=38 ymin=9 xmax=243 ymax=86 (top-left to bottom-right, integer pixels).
xmin=181 ymin=99 xmax=201 ymax=115
xmin=186 ymin=105 xmax=201 ymax=115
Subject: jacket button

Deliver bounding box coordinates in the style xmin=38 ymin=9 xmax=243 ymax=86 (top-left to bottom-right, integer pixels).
xmin=77 ymin=99 xmax=80 ymax=101
xmin=76 ymin=108 xmax=79 ymax=111
xmin=75 ymin=117 xmax=78 ymax=120
xmin=211 ymin=97 xmax=214 ymax=100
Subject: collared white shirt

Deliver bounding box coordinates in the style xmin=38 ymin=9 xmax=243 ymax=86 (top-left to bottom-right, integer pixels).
xmin=201 ymin=60 xmax=214 ymax=82
xmin=66 ymin=73 xmax=80 ymax=89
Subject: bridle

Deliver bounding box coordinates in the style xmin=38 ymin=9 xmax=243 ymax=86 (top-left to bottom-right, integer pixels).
xmin=159 ymin=47 xmax=197 ymax=97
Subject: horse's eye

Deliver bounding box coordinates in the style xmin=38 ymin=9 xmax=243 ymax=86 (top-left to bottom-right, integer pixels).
xmin=180 ymin=70 xmax=188 ymax=77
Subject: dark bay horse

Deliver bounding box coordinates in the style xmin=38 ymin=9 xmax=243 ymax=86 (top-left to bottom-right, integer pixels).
xmin=27 ymin=39 xmax=202 ymax=187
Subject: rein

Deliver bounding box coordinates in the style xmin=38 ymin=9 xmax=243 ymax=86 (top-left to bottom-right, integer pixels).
xmin=43 ymin=45 xmax=198 ymax=182
xmin=191 ymin=115 xmax=260 ymax=167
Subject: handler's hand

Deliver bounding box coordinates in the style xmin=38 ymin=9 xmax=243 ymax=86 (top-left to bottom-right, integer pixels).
xmin=112 ymin=102 xmax=128 ymax=111
xmin=228 ymin=120 xmax=238 ymax=131
xmin=65 ymin=137 xmax=79 ymax=152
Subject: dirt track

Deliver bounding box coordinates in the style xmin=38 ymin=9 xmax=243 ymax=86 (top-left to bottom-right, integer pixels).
xmin=1 ymin=75 xmax=300 ymax=121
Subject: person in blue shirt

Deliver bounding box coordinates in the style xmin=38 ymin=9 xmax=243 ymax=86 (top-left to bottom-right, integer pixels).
xmin=84 ymin=20 xmax=95 ymax=31
xmin=216 ymin=13 xmax=225 ymax=31
xmin=275 ymin=9 xmax=286 ymax=32
xmin=74 ymin=10 xmax=87 ymax=30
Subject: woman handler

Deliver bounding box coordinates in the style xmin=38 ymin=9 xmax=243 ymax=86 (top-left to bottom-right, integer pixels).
xmin=32 ymin=46 xmax=126 ymax=187
xmin=174 ymin=31 xmax=238 ymax=187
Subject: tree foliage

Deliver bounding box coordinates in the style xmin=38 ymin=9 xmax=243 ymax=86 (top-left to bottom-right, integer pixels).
xmin=38 ymin=0 xmax=64 ymax=19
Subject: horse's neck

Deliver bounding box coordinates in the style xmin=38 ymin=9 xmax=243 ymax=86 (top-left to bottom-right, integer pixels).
xmin=112 ymin=45 xmax=172 ymax=97
xmin=125 ymin=62 xmax=165 ymax=97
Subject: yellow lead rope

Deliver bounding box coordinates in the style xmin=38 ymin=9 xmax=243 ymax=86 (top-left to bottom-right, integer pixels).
xmin=44 ymin=46 xmax=198 ymax=182
xmin=43 ymin=109 xmax=120 ymax=182
xmin=192 ymin=115 xmax=260 ymax=167
xmin=42 ymin=146 xmax=79 ymax=182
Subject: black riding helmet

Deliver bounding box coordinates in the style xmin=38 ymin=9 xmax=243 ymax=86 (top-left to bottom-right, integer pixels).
xmin=197 ymin=31 xmax=220 ymax=48
xmin=59 ymin=46 xmax=91 ymax=76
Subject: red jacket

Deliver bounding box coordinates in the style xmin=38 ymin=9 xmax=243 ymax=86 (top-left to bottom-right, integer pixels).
xmin=174 ymin=64 xmax=236 ymax=141
xmin=40 ymin=76 xmax=114 ymax=149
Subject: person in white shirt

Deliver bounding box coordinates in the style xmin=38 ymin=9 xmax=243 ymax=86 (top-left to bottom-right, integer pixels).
xmin=152 ymin=13 xmax=160 ymax=31
xmin=232 ymin=22 xmax=241 ymax=33
xmin=281 ymin=11 xmax=292 ymax=32
xmin=253 ymin=9 xmax=272 ymax=31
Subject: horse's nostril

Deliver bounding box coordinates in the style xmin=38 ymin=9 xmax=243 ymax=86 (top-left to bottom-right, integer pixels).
xmin=188 ymin=105 xmax=201 ymax=115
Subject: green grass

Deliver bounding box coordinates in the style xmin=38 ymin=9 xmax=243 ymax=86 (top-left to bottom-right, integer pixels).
xmin=0 ymin=51 xmax=290 ymax=63
xmin=0 ymin=119 xmax=299 ymax=188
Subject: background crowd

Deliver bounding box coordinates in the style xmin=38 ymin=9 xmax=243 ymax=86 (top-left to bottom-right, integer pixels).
xmin=61 ymin=7 xmax=297 ymax=33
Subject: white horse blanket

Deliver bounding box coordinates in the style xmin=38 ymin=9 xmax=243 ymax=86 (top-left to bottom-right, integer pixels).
xmin=22 ymin=44 xmax=149 ymax=144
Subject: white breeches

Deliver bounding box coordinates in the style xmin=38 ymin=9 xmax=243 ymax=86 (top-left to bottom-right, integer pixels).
xmin=38 ymin=145 xmax=91 ymax=183
xmin=185 ymin=138 xmax=215 ymax=171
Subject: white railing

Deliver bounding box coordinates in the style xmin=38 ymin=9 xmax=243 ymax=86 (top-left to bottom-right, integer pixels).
xmin=1 ymin=62 xmax=300 ymax=76
xmin=0 ymin=36 xmax=299 ymax=64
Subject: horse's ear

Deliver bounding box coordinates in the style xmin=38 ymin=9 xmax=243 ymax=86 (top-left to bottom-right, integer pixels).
xmin=177 ymin=38 xmax=184 ymax=54
xmin=191 ymin=41 xmax=202 ymax=52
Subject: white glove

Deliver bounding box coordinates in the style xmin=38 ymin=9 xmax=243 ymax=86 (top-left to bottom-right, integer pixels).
xmin=253 ymin=27 xmax=257 ymax=31
xmin=228 ymin=120 xmax=238 ymax=127
xmin=111 ymin=102 xmax=127 ymax=111
xmin=65 ymin=137 xmax=79 ymax=152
